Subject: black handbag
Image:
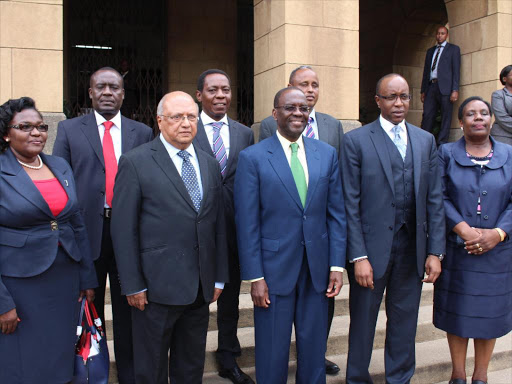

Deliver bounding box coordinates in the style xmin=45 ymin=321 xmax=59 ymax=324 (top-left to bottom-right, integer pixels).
xmin=72 ymin=299 xmax=110 ymax=384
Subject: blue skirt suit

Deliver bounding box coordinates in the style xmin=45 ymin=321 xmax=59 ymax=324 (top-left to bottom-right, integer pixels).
xmin=434 ymin=137 xmax=512 ymax=339
xmin=0 ymin=150 xmax=98 ymax=383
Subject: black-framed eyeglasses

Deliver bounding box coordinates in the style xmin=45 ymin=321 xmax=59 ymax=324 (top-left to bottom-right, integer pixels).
xmin=377 ymin=94 xmax=411 ymax=102
xmin=8 ymin=123 xmax=49 ymax=132
xmin=159 ymin=114 xmax=198 ymax=123
xmin=275 ymin=105 xmax=310 ymax=113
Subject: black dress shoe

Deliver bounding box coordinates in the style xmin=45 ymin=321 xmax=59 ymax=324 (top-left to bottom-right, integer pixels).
xmin=219 ymin=364 xmax=255 ymax=384
xmin=471 ymin=380 xmax=487 ymax=384
xmin=325 ymin=358 xmax=340 ymax=375
xmin=448 ymin=379 xmax=467 ymax=384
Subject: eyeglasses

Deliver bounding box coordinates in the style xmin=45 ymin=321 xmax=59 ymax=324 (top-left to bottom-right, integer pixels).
xmin=8 ymin=123 xmax=49 ymax=132
xmin=275 ymin=105 xmax=310 ymax=113
xmin=377 ymin=94 xmax=411 ymax=102
xmin=159 ymin=114 xmax=198 ymax=123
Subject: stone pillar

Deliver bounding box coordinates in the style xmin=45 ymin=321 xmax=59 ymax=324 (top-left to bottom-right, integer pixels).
xmin=253 ymin=0 xmax=360 ymax=139
xmin=167 ymin=0 xmax=238 ymax=118
xmin=447 ymin=0 xmax=512 ymax=141
xmin=0 ymin=0 xmax=65 ymax=153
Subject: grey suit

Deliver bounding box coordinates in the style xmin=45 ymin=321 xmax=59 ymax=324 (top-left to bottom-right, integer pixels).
xmin=259 ymin=112 xmax=344 ymax=159
xmin=491 ymin=88 xmax=512 ymax=145
xmin=111 ymin=137 xmax=229 ymax=383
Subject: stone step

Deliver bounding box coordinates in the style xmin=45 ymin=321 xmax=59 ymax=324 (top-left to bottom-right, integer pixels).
xmin=201 ymin=333 xmax=512 ymax=384
xmin=103 ymin=283 xmax=434 ymax=340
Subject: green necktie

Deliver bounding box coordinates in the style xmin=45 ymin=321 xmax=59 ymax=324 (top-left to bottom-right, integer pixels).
xmin=290 ymin=142 xmax=307 ymax=207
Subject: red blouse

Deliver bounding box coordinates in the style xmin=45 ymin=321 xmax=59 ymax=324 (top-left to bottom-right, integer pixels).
xmin=33 ymin=178 xmax=69 ymax=217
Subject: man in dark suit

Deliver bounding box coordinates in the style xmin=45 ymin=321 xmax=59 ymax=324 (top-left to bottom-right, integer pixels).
xmin=235 ymin=87 xmax=347 ymax=383
xmin=193 ymin=69 xmax=255 ymax=384
xmin=421 ymin=26 xmax=461 ymax=145
xmin=259 ymin=65 xmax=344 ymax=374
xmin=342 ymin=74 xmax=446 ymax=384
xmin=110 ymin=91 xmax=229 ymax=384
xmin=52 ymin=67 xmax=153 ymax=384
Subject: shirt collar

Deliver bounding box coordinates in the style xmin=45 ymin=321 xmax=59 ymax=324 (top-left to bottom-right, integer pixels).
xmin=276 ymin=129 xmax=305 ymax=152
xmin=437 ymin=41 xmax=447 ymax=48
xmin=159 ymin=134 xmax=197 ymax=160
xmin=94 ymin=110 xmax=122 ymax=129
xmin=200 ymin=111 xmax=229 ymax=127
xmin=379 ymin=115 xmax=407 ymax=134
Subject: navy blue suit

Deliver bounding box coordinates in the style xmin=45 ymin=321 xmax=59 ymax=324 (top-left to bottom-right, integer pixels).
xmin=420 ymin=42 xmax=461 ymax=145
xmin=434 ymin=137 xmax=512 ymax=339
xmin=52 ymin=112 xmax=153 ymax=384
xmin=235 ymin=134 xmax=347 ymax=383
xmin=0 ymin=149 xmax=97 ymax=383
xmin=341 ymin=120 xmax=445 ymax=384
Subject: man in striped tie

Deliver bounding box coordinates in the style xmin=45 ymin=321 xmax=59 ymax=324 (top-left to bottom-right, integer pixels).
xmin=194 ymin=69 xmax=255 ymax=384
xmin=259 ymin=65 xmax=345 ymax=375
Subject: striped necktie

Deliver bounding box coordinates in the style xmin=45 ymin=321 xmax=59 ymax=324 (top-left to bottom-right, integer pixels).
xmin=211 ymin=122 xmax=227 ymax=176
xmin=304 ymin=116 xmax=315 ymax=139
xmin=431 ymin=45 xmax=442 ymax=72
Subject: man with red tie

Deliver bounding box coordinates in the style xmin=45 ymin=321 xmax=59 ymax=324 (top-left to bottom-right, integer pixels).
xmin=53 ymin=67 xmax=153 ymax=384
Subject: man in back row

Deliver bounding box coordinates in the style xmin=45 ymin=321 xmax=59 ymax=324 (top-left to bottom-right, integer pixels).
xmin=259 ymin=65 xmax=344 ymax=375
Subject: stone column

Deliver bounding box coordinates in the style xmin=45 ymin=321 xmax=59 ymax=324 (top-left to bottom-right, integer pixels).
xmin=0 ymin=0 xmax=65 ymax=153
xmin=447 ymin=0 xmax=512 ymax=141
xmin=253 ymin=0 xmax=360 ymax=139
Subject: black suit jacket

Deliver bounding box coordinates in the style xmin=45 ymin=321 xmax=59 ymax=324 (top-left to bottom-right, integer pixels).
xmin=193 ymin=117 xmax=254 ymax=254
xmin=421 ymin=42 xmax=461 ymax=96
xmin=259 ymin=112 xmax=344 ymax=159
xmin=52 ymin=113 xmax=153 ymax=260
xmin=110 ymin=138 xmax=229 ymax=305
xmin=341 ymin=119 xmax=446 ymax=279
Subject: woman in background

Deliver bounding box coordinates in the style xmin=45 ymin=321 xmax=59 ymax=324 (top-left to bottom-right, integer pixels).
xmin=490 ymin=65 xmax=512 ymax=145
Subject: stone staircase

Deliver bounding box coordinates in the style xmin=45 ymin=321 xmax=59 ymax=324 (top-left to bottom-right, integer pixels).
xmin=103 ymin=277 xmax=512 ymax=383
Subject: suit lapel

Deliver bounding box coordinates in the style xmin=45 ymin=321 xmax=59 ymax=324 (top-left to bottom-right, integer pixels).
xmin=369 ymin=121 xmax=395 ymax=195
xmin=303 ymin=138 xmax=320 ymax=211
xmin=316 ymin=113 xmax=328 ymax=142
xmin=121 ymin=116 xmax=136 ymax=153
xmin=80 ymin=113 xmax=104 ymax=166
xmin=224 ymin=117 xmax=239 ymax=178
xmin=1 ymin=150 xmax=53 ymax=217
xmin=267 ymin=135 xmax=303 ymax=210
xmin=196 ymin=149 xmax=210 ymax=215
xmin=194 ymin=119 xmax=215 ymax=156
xmin=151 ymin=139 xmax=197 ymax=212
xmin=407 ymin=123 xmax=423 ymax=198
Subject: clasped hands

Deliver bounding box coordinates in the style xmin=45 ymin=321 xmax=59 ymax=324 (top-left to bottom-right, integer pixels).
xmin=127 ymin=288 xmax=223 ymax=311
xmin=462 ymin=227 xmax=501 ymax=255
xmin=251 ymin=271 xmax=343 ymax=308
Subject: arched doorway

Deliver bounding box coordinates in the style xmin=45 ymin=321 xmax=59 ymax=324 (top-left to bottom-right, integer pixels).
xmin=359 ymin=0 xmax=448 ymax=126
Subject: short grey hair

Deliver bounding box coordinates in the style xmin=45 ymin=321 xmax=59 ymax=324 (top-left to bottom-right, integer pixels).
xmin=289 ymin=65 xmax=314 ymax=84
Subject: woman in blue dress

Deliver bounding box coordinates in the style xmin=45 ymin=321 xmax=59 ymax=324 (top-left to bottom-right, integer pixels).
xmin=435 ymin=96 xmax=512 ymax=384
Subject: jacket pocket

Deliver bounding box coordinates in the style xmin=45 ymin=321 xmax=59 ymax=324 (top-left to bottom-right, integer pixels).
xmin=261 ymin=238 xmax=279 ymax=252
xmin=0 ymin=230 xmax=27 ymax=248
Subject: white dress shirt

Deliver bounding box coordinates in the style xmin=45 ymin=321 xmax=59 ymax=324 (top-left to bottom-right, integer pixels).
xmin=158 ymin=134 xmax=224 ymax=290
xmin=246 ymin=131 xmax=343 ymax=283
xmin=430 ymin=41 xmax=447 ymax=81
xmin=200 ymin=111 xmax=230 ymax=158
xmin=94 ymin=111 xmax=122 ymax=208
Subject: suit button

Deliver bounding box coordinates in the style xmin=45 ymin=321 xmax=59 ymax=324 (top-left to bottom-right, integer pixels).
xmin=194 ymin=245 xmax=199 ymax=251
xmin=100 ymin=191 xmax=105 ymax=196
xmin=197 ymin=220 xmax=201 ymax=224
xmin=482 ymin=169 xmax=486 ymax=174
xmin=50 ymin=221 xmax=58 ymax=231
xmin=484 ymin=215 xmax=489 ymax=220
xmin=102 ymin=169 xmax=105 ymax=173
xmin=223 ymin=182 xmax=227 ymax=186
xmin=301 ymin=241 xmax=305 ymax=245
xmin=482 ymin=191 xmax=487 ymax=195
xmin=391 ymin=203 xmax=395 ymax=207
xmin=303 ymin=215 xmax=307 ymax=221
xmin=388 ymin=226 xmax=393 ymax=230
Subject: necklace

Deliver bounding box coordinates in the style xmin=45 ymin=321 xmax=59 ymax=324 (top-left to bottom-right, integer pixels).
xmin=17 ymin=155 xmax=43 ymax=170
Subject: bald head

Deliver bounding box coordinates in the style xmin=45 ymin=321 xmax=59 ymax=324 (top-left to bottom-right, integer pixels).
xmin=157 ymin=91 xmax=199 ymax=150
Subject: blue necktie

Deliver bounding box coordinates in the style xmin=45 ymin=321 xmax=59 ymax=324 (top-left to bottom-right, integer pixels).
xmin=177 ymin=150 xmax=201 ymax=212
xmin=392 ymin=125 xmax=406 ymax=161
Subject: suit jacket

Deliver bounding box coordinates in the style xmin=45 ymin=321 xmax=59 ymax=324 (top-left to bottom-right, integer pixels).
xmin=0 ymin=150 xmax=97 ymax=314
xmin=259 ymin=112 xmax=344 ymax=159
xmin=52 ymin=112 xmax=153 ymax=260
xmin=234 ymin=134 xmax=347 ymax=296
xmin=193 ymin=117 xmax=254 ymax=254
xmin=421 ymin=42 xmax=461 ymax=96
xmin=491 ymin=88 xmax=512 ymax=145
xmin=110 ymin=138 xmax=229 ymax=305
xmin=341 ymin=119 xmax=446 ymax=279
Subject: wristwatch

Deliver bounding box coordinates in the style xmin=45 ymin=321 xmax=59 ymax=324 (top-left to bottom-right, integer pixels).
xmin=430 ymin=253 xmax=444 ymax=261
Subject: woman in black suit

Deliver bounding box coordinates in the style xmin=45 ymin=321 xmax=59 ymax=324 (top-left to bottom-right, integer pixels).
xmin=435 ymin=97 xmax=512 ymax=384
xmin=0 ymin=97 xmax=98 ymax=383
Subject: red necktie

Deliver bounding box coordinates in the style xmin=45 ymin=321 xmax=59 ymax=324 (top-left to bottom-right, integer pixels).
xmin=102 ymin=121 xmax=117 ymax=207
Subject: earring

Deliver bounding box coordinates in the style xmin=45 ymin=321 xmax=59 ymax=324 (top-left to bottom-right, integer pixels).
xmin=460 ymin=126 xmax=463 ymax=131
xmin=4 ymin=138 xmax=9 ymax=142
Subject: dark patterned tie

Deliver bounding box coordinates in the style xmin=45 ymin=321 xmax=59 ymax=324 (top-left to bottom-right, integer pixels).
xmin=304 ymin=116 xmax=315 ymax=139
xmin=211 ymin=122 xmax=228 ymax=176
xmin=177 ymin=150 xmax=201 ymax=212
xmin=431 ymin=45 xmax=442 ymax=72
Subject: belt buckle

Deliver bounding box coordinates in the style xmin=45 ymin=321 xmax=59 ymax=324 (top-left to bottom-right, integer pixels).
xmin=50 ymin=220 xmax=58 ymax=231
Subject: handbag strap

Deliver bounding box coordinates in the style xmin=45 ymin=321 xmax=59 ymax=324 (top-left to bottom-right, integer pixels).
xmin=76 ymin=298 xmax=86 ymax=338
